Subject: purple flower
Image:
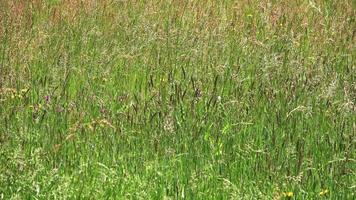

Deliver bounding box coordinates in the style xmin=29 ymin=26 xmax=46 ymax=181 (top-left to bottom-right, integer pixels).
xmin=45 ymin=95 xmax=50 ymax=103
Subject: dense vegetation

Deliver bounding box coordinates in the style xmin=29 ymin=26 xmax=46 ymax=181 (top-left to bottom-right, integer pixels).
xmin=0 ymin=0 xmax=355 ymax=199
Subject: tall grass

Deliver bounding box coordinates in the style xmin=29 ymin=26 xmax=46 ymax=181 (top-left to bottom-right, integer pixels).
xmin=0 ymin=0 xmax=355 ymax=199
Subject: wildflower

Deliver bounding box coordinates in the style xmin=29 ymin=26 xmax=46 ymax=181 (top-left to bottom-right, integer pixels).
xmin=282 ymin=192 xmax=293 ymax=198
xmin=319 ymin=189 xmax=328 ymax=196
xmin=286 ymin=192 xmax=293 ymax=197
xmin=45 ymin=95 xmax=50 ymax=103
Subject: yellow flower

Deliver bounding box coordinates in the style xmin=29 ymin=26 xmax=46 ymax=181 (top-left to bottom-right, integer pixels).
xmin=319 ymin=189 xmax=328 ymax=196
xmin=283 ymin=192 xmax=293 ymax=198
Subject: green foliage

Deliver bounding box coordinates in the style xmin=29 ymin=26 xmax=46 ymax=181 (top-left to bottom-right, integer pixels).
xmin=0 ymin=0 xmax=355 ymax=199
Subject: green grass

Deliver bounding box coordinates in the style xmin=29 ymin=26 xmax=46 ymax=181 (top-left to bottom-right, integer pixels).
xmin=0 ymin=0 xmax=355 ymax=199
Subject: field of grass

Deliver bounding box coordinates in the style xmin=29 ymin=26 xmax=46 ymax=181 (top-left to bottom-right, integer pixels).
xmin=0 ymin=0 xmax=355 ymax=199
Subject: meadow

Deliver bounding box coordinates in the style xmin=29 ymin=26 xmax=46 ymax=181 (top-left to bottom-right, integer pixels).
xmin=0 ymin=0 xmax=355 ymax=199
